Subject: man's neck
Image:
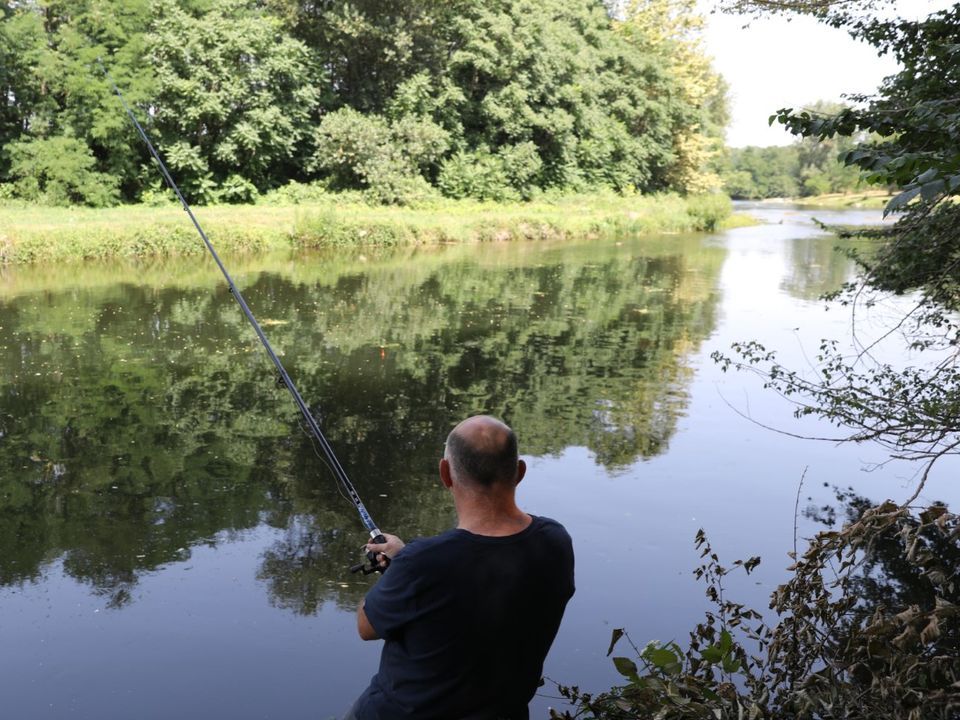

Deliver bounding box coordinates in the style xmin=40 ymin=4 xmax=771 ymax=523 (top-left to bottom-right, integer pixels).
xmin=455 ymin=500 xmax=532 ymax=537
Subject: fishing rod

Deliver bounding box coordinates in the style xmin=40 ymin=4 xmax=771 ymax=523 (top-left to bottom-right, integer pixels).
xmin=98 ymin=58 xmax=386 ymax=575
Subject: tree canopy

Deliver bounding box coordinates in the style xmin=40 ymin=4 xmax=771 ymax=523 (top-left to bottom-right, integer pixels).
xmin=0 ymin=0 xmax=728 ymax=205
xmin=721 ymin=101 xmax=866 ymax=199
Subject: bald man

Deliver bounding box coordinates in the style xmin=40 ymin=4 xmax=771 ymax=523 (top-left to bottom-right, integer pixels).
xmin=347 ymin=416 xmax=575 ymax=720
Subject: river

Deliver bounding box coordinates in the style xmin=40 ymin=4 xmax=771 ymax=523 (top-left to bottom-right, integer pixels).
xmin=1 ymin=202 xmax=956 ymax=718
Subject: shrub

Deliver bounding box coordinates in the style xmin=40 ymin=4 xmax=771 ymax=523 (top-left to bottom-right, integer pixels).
xmin=437 ymin=149 xmax=517 ymax=202
xmin=311 ymin=108 xmax=448 ymax=206
xmin=6 ymin=136 xmax=119 ymax=207
xmin=259 ymin=181 xmax=330 ymax=206
xmin=214 ymin=174 xmax=259 ymax=204
xmin=552 ymin=500 xmax=960 ymax=720
xmin=685 ymin=194 xmax=733 ymax=232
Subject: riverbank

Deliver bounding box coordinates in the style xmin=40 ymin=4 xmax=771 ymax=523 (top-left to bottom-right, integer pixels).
xmin=0 ymin=193 xmax=747 ymax=265
xmin=752 ymin=189 xmax=892 ymax=209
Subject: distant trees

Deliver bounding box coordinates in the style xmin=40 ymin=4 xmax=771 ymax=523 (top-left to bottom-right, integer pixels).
xmin=0 ymin=0 xmax=728 ymax=206
xmin=721 ymin=101 xmax=867 ymax=199
xmin=723 ymin=145 xmax=801 ymax=199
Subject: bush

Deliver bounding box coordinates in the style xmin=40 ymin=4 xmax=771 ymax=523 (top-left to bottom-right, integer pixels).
xmin=214 ymin=174 xmax=258 ymax=204
xmin=311 ymin=108 xmax=448 ymax=206
xmin=552 ymin=500 xmax=960 ymax=720
xmin=437 ymin=150 xmax=517 ymax=202
xmin=437 ymin=143 xmax=547 ymax=202
xmin=6 ymin=136 xmax=119 ymax=207
xmin=259 ymin=181 xmax=330 ymax=206
xmin=685 ymin=194 xmax=733 ymax=232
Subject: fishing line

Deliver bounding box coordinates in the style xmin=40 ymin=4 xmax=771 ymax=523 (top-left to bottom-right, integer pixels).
xmin=98 ymin=58 xmax=386 ymax=573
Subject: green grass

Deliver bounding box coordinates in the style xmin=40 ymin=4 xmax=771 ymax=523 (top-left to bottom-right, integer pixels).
xmin=718 ymin=212 xmax=759 ymax=230
xmin=779 ymin=190 xmax=893 ymax=210
xmin=0 ymin=192 xmax=732 ymax=265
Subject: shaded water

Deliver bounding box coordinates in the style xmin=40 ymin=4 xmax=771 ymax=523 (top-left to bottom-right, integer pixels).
xmin=1 ymin=206 xmax=957 ymax=718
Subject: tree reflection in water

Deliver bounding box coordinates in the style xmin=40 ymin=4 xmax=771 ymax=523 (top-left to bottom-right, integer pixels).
xmin=0 ymin=236 xmax=724 ymax=610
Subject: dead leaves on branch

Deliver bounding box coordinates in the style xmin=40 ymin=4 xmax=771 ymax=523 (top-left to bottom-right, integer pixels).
xmin=551 ymin=502 xmax=959 ymax=719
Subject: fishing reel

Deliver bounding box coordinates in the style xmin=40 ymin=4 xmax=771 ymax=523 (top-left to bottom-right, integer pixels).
xmin=350 ymin=533 xmax=391 ymax=575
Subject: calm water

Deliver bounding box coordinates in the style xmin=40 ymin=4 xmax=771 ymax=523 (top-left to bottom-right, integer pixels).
xmin=1 ymin=204 xmax=957 ymax=719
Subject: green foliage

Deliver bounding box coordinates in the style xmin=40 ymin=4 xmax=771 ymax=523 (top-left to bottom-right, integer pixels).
xmin=258 ymin=181 xmax=331 ymax=206
xmin=616 ymin=0 xmax=729 ymax=193
xmin=435 ymin=141 xmax=547 ymax=203
xmin=6 ymin=136 xmax=120 ymax=207
xmin=266 ymin=0 xmax=474 ymax=115
xmin=0 ymin=0 xmax=155 ymax=199
xmin=721 ymin=105 xmax=866 ymax=201
xmin=722 ymin=145 xmax=800 ymax=199
xmin=1 ymin=0 xmax=728 ymax=204
xmin=148 ymin=0 xmax=322 ymax=202
xmin=684 ymin=193 xmax=732 ymax=232
xmin=438 ymin=149 xmax=521 ymax=202
xmin=553 ymin=505 xmax=960 ymax=719
xmin=311 ymin=107 xmax=446 ymax=205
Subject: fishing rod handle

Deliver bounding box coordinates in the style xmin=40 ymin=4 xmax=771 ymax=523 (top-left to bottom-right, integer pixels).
xmin=350 ymin=532 xmax=391 ymax=575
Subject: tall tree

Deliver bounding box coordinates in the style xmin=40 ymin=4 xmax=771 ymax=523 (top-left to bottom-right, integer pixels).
xmin=265 ymin=0 xmax=472 ymax=115
xmin=617 ymin=0 xmax=730 ymax=192
xmin=148 ymin=0 xmax=323 ymax=202
xmin=0 ymin=0 xmax=154 ymax=204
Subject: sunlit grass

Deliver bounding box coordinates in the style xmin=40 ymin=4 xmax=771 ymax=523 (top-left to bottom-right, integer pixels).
xmin=0 ymin=192 xmax=732 ymax=264
xmin=780 ymin=190 xmax=892 ymax=209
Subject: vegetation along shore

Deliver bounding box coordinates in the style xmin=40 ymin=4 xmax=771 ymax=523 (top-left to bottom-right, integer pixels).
xmin=0 ymin=191 xmax=740 ymax=265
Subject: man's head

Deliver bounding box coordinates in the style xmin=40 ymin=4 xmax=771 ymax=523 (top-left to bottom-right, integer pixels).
xmin=442 ymin=415 xmax=523 ymax=489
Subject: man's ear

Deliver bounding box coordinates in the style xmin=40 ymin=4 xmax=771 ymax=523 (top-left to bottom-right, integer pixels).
xmin=515 ymin=458 xmax=527 ymax=486
xmin=439 ymin=457 xmax=453 ymax=488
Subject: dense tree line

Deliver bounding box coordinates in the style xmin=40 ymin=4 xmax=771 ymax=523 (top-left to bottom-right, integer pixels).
xmin=0 ymin=0 xmax=727 ymax=206
xmin=721 ymin=102 xmax=865 ymax=199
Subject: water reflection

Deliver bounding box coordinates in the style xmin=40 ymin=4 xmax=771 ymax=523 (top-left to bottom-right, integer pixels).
xmin=0 ymin=235 xmax=724 ymax=610
xmin=780 ymin=236 xmax=859 ymax=301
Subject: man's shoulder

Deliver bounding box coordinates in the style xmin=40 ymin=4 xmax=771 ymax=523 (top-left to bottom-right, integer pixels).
xmin=394 ymin=529 xmax=464 ymax=565
xmin=530 ymin=515 xmax=573 ymax=542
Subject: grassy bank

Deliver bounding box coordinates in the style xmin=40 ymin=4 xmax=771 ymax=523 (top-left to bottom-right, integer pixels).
xmin=0 ymin=193 xmax=739 ymax=265
xmin=756 ymin=189 xmax=892 ymax=209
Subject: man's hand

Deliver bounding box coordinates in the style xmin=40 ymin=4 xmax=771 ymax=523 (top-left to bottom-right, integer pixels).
xmin=366 ymin=533 xmax=405 ymax=569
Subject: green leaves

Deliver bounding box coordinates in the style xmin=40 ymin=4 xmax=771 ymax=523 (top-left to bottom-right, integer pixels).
xmin=1 ymin=0 xmax=728 ymax=203
xmin=7 ymin=136 xmax=120 ymax=207
xmin=611 ymin=656 xmax=640 ymax=681
xmin=699 ymin=630 xmax=741 ymax=674
xmin=311 ymin=107 xmax=447 ymax=205
xmin=148 ymin=0 xmax=322 ymax=202
xmin=641 ymin=642 xmax=684 ymax=676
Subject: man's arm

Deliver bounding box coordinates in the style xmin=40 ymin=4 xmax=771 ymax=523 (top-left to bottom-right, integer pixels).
xmin=356 ymin=533 xmax=408 ymax=640
xmin=357 ymin=600 xmax=379 ymax=641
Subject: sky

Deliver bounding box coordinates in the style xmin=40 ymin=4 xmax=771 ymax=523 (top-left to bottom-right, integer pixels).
xmin=699 ymin=1 xmax=955 ymax=147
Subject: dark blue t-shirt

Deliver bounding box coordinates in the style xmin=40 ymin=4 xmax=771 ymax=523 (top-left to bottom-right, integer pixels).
xmin=353 ymin=515 xmax=575 ymax=720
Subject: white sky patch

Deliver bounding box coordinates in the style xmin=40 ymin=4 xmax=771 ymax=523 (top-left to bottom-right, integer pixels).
xmin=699 ymin=1 xmax=955 ymax=147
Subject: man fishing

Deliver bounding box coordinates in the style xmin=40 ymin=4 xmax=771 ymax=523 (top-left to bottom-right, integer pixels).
xmin=347 ymin=415 xmax=575 ymax=720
